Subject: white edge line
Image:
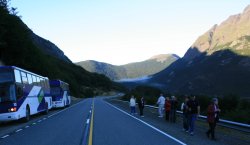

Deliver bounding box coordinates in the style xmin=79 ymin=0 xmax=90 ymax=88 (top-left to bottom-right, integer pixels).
xmin=86 ymin=119 xmax=90 ymax=124
xmin=0 ymin=100 xmax=86 ymax=140
xmin=1 ymin=135 xmax=9 ymax=139
xmin=16 ymin=129 xmax=23 ymax=132
xmin=105 ymin=102 xmax=187 ymax=145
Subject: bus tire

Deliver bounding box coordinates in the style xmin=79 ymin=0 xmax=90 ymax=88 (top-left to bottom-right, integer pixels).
xmin=23 ymin=106 xmax=30 ymax=122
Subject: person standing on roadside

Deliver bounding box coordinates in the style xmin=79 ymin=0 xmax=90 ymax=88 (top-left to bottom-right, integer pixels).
xmin=170 ymin=96 xmax=178 ymax=123
xmin=130 ymin=95 xmax=136 ymax=115
xmin=187 ymin=96 xmax=200 ymax=136
xmin=138 ymin=96 xmax=145 ymax=117
xmin=181 ymin=96 xmax=189 ymax=131
xmin=157 ymin=94 xmax=165 ymax=117
xmin=165 ymin=97 xmax=171 ymax=121
xmin=206 ymin=98 xmax=221 ymax=140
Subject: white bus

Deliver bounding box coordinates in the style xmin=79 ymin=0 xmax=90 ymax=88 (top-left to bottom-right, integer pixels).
xmin=49 ymin=80 xmax=71 ymax=108
xmin=0 ymin=66 xmax=52 ymax=122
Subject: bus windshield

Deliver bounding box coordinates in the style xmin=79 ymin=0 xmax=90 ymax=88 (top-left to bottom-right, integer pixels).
xmin=51 ymin=87 xmax=61 ymax=96
xmin=0 ymin=84 xmax=16 ymax=103
xmin=0 ymin=70 xmax=14 ymax=83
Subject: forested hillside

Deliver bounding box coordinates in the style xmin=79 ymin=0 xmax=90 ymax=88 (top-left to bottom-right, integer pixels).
xmin=77 ymin=54 xmax=179 ymax=80
xmin=0 ymin=1 xmax=122 ymax=97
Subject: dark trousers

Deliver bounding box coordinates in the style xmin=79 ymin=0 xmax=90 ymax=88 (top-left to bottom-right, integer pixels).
xmin=130 ymin=106 xmax=136 ymax=114
xmin=170 ymin=109 xmax=176 ymax=123
xmin=165 ymin=111 xmax=170 ymax=121
xmin=188 ymin=114 xmax=197 ymax=133
xmin=207 ymin=122 xmax=216 ymax=139
xmin=139 ymin=107 xmax=144 ymax=116
xmin=183 ymin=113 xmax=189 ymax=130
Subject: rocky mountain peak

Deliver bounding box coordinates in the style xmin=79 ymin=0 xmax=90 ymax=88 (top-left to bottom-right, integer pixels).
xmin=184 ymin=4 xmax=250 ymax=60
xmin=243 ymin=5 xmax=250 ymax=14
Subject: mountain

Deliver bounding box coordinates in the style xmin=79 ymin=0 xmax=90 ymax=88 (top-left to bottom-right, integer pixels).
xmin=0 ymin=3 xmax=121 ymax=97
xmin=123 ymin=54 xmax=180 ymax=79
xmin=149 ymin=5 xmax=250 ymax=97
xmin=76 ymin=54 xmax=179 ymax=80
xmin=185 ymin=5 xmax=250 ymax=60
xmin=76 ymin=60 xmax=127 ymax=80
xmin=31 ymin=33 xmax=72 ymax=63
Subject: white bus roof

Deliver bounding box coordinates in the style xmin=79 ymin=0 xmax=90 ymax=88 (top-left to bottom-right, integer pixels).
xmin=0 ymin=66 xmax=49 ymax=80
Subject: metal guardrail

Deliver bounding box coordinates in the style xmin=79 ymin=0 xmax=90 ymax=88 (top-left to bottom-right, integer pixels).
xmin=112 ymin=99 xmax=250 ymax=132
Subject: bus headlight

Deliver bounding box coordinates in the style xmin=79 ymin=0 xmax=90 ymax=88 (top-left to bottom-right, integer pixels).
xmin=9 ymin=107 xmax=17 ymax=112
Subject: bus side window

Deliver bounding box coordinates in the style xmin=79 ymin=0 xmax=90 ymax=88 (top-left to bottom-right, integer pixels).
xmin=16 ymin=86 xmax=23 ymax=100
xmin=36 ymin=76 xmax=40 ymax=86
xmin=32 ymin=75 xmax=37 ymax=85
xmin=14 ymin=70 xmax=22 ymax=83
xmin=21 ymin=72 xmax=28 ymax=84
xmin=27 ymin=74 xmax=33 ymax=84
xmin=41 ymin=78 xmax=45 ymax=88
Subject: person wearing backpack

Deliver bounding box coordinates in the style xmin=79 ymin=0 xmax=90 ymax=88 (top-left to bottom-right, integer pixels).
xmin=206 ymin=98 xmax=221 ymax=140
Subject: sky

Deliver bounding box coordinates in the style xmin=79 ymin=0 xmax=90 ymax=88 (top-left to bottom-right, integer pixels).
xmin=11 ymin=0 xmax=250 ymax=65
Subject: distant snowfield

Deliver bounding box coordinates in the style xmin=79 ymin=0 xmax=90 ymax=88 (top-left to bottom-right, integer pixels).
xmin=115 ymin=76 xmax=152 ymax=82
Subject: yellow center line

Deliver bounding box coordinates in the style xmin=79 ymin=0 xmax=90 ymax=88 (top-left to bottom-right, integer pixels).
xmin=88 ymin=99 xmax=94 ymax=145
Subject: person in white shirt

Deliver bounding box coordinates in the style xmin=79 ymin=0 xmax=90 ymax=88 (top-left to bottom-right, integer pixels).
xmin=157 ymin=94 xmax=165 ymax=117
xmin=130 ymin=96 xmax=136 ymax=115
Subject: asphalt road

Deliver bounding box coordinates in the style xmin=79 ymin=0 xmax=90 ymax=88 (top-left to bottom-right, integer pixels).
xmin=0 ymin=98 xmax=92 ymax=145
xmin=0 ymin=97 xmax=187 ymax=145
xmin=93 ymin=98 xmax=185 ymax=145
xmin=107 ymin=99 xmax=250 ymax=145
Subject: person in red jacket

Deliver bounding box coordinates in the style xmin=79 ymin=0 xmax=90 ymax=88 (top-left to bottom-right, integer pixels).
xmin=165 ymin=97 xmax=171 ymax=121
xmin=206 ymin=98 xmax=221 ymax=140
